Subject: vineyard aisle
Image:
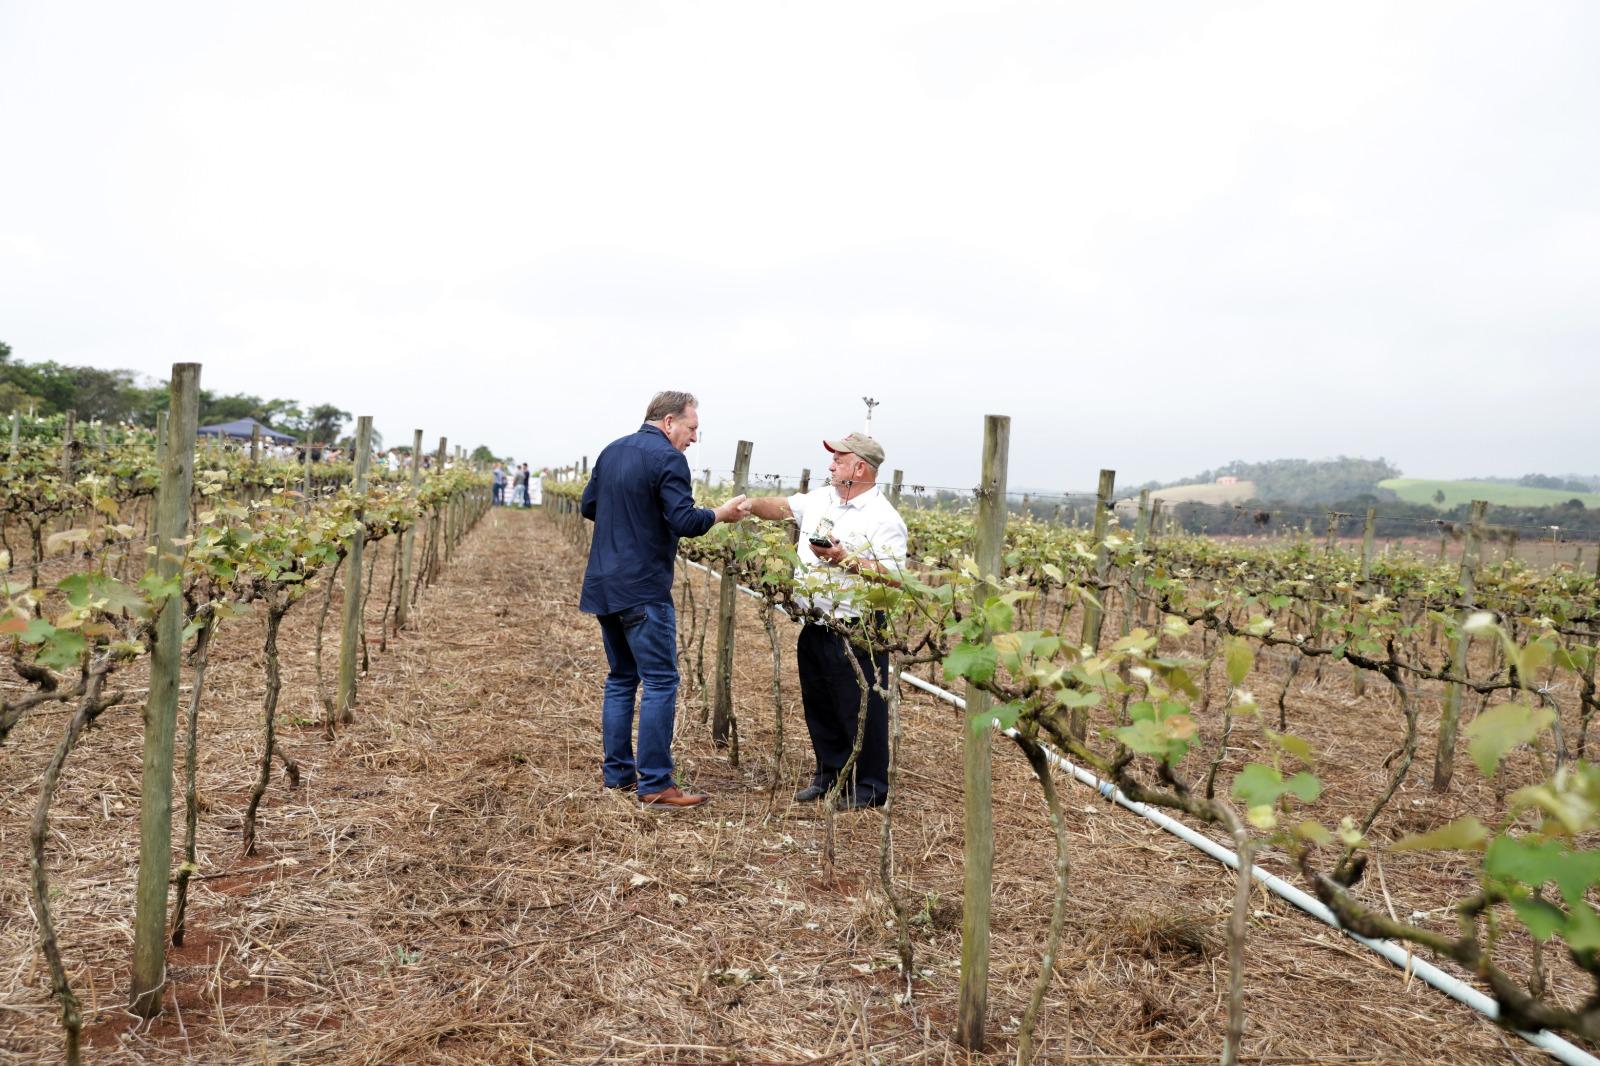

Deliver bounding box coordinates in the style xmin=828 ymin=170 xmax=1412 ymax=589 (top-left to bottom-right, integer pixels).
xmin=3 ymin=508 xmax=1533 ymax=1063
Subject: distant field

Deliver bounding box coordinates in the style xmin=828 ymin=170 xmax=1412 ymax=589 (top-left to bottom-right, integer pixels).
xmin=1381 ymin=478 xmax=1600 ymax=510
xmin=1145 ymin=480 xmax=1258 ymax=506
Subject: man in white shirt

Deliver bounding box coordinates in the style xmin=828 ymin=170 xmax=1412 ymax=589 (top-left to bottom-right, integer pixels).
xmin=743 ymin=432 xmax=907 ymax=809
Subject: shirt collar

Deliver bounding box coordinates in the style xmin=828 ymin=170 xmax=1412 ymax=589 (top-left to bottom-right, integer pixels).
xmin=835 ymin=483 xmax=882 ymax=509
xmin=639 ymin=423 xmax=668 ymax=442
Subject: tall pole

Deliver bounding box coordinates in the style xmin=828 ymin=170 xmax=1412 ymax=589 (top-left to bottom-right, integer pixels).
xmin=1078 ymin=470 xmax=1117 ymax=655
xmin=958 ymin=414 xmax=1009 ymax=1052
xmin=395 ymin=428 xmax=424 ymax=630
xmin=61 ymin=410 xmax=77 ymax=481
xmin=130 ymin=363 xmax=201 ymax=1017
xmin=712 ymin=440 xmax=753 ymax=752
xmin=1434 ymin=500 xmax=1488 ymax=792
xmin=336 ymin=416 xmax=374 ymax=723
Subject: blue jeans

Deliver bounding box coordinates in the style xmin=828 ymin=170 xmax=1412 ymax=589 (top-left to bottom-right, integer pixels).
xmin=597 ymin=601 xmax=680 ymax=793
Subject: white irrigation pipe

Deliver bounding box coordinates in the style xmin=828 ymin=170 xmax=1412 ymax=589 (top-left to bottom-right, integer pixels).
xmin=897 ymin=669 xmax=1599 ymax=1066
xmin=681 ymin=557 xmax=1598 ymax=1064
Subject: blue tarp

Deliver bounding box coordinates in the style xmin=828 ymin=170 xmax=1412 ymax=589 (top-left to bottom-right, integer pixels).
xmin=195 ymin=416 xmax=297 ymax=443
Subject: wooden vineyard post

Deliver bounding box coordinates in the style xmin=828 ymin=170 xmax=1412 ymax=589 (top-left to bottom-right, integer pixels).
xmin=61 ymin=410 xmax=77 ymax=481
xmin=1078 ymin=469 xmax=1117 ymax=657
xmin=9 ymin=410 xmax=19 ymax=460
xmin=1128 ymin=489 xmax=1151 ymax=629
xmin=130 ymin=363 xmax=200 ymax=1017
xmin=1353 ymin=508 xmax=1377 ymax=696
xmin=249 ymin=422 xmax=261 ymax=466
xmin=336 ymin=416 xmax=374 ymax=724
xmin=712 ymin=440 xmax=752 ymax=753
xmin=395 ymin=429 xmax=423 ymax=630
xmin=302 ymin=431 xmax=314 ymax=500
xmin=1433 ymin=500 xmax=1488 ymax=792
xmin=147 ymin=413 xmax=168 ymax=551
xmin=1360 ymin=507 xmax=1376 ymax=582
xmin=435 ymin=436 xmax=449 ymax=570
xmin=958 ymin=414 xmax=1009 ymax=1053
xmin=799 ymin=467 xmax=810 ymax=493
xmin=891 ymin=468 xmax=903 ymax=506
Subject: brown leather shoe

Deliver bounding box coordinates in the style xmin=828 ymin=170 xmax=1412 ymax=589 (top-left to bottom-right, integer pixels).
xmin=639 ymin=785 xmax=709 ymax=809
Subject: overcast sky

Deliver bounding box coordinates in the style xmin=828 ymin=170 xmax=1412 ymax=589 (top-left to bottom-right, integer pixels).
xmin=2 ymin=2 xmax=1595 ymax=493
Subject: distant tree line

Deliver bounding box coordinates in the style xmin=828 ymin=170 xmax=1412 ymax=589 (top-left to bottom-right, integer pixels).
xmin=1135 ymin=456 xmax=1405 ymax=505
xmin=0 ymin=339 xmax=352 ymax=443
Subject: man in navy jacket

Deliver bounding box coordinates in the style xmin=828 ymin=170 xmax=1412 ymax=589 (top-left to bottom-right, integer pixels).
xmin=581 ymin=391 xmax=748 ymax=808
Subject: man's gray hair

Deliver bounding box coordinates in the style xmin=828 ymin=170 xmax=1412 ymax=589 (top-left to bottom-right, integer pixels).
xmin=644 ymin=390 xmax=698 ymax=422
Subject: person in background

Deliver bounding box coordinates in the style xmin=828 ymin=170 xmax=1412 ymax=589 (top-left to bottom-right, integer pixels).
xmin=740 ymin=432 xmax=906 ymax=809
xmin=580 ymin=390 xmax=749 ymax=809
xmin=492 ymin=463 xmax=507 ymax=505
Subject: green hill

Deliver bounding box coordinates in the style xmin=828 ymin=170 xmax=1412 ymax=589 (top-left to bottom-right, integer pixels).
xmin=1380 ymin=478 xmax=1600 ymax=510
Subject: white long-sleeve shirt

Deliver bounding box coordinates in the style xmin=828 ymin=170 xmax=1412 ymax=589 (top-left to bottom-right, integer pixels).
xmin=787 ymin=484 xmax=908 ymax=620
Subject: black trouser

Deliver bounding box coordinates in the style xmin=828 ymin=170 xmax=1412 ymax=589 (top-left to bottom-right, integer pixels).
xmin=796 ymin=620 xmax=889 ymax=800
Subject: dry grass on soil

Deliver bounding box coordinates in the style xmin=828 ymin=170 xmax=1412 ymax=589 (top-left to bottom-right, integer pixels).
xmin=1 ymin=507 xmax=1588 ymax=1064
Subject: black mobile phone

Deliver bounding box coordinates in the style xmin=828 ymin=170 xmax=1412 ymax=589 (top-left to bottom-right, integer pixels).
xmin=808 ymin=535 xmax=834 ymax=549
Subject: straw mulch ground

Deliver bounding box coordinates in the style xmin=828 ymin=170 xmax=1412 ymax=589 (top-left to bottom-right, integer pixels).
xmin=0 ymin=507 xmax=1575 ymax=1064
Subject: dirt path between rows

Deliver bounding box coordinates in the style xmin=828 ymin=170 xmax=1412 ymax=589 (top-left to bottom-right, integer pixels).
xmin=1 ymin=507 xmax=1545 ymax=1063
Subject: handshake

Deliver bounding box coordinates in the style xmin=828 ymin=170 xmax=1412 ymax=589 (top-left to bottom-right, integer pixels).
xmin=713 ymin=494 xmax=754 ymax=523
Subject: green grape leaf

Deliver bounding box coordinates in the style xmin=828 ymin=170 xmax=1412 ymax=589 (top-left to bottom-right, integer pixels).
xmin=1264 ymin=730 xmax=1315 ymax=766
xmin=1510 ymin=764 xmax=1600 ymax=836
xmin=37 ymin=628 xmax=87 ymax=671
xmin=1565 ymin=901 xmax=1600 ymax=952
xmin=1485 ymin=835 xmax=1600 ymax=903
xmin=1232 ymin=764 xmax=1318 ymax=808
xmin=20 ymin=617 xmax=56 ymax=645
xmin=1294 ymin=820 xmax=1334 ymax=845
xmin=972 ymin=699 xmax=1023 ymax=736
xmin=1284 ymin=771 xmax=1322 ymax=802
xmin=1466 ymin=702 xmax=1555 ymax=778
xmin=1390 ymin=816 xmax=1490 ymax=852
xmin=1510 ymin=897 xmax=1567 ymax=942
xmin=92 ymin=576 xmax=149 ymax=618
xmin=944 ymin=642 xmax=997 ymax=685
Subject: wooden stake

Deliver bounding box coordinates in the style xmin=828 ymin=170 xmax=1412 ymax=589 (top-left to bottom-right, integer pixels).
xmin=395 ymin=429 xmax=423 ymax=630
xmin=799 ymin=467 xmax=810 ymax=494
xmin=1078 ymin=470 xmax=1117 ymax=654
xmin=1360 ymin=508 xmax=1376 ymax=582
xmin=1433 ymin=500 xmax=1487 ymax=792
xmin=336 ymin=416 xmax=374 ymax=722
xmin=890 ymin=468 xmax=903 ymax=506
xmin=130 ymin=363 xmax=201 ymax=1017
xmin=61 ymin=410 xmax=76 ymax=481
xmin=712 ymin=440 xmax=752 ymax=750
xmin=958 ymin=414 xmax=1008 ymax=1053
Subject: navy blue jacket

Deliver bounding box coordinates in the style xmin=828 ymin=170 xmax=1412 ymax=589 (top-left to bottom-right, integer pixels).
xmin=579 ymin=425 xmax=715 ymax=616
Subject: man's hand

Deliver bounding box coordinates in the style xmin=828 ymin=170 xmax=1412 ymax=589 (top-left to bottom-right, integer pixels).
xmin=714 ymin=494 xmax=752 ymax=523
xmin=813 ymin=540 xmax=850 ymax=567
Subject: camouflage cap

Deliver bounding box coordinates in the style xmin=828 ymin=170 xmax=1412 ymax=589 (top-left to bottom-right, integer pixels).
xmin=822 ymin=432 xmax=885 ymax=469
